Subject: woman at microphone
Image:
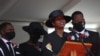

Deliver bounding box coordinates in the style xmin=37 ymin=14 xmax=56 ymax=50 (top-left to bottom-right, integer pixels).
xmin=42 ymin=10 xmax=71 ymax=56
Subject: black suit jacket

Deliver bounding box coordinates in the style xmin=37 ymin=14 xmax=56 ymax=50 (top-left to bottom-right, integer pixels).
xmin=0 ymin=39 xmax=22 ymax=56
xmin=69 ymin=30 xmax=100 ymax=56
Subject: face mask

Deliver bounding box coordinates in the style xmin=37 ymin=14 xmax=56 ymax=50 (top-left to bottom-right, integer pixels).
xmin=5 ymin=32 xmax=15 ymax=40
xmin=30 ymin=35 xmax=40 ymax=44
xmin=73 ymin=22 xmax=85 ymax=32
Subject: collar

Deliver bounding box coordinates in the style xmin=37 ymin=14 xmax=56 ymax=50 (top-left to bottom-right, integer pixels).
xmin=70 ymin=29 xmax=89 ymax=40
xmin=1 ymin=37 xmax=11 ymax=43
xmin=76 ymin=29 xmax=85 ymax=34
xmin=76 ymin=29 xmax=89 ymax=37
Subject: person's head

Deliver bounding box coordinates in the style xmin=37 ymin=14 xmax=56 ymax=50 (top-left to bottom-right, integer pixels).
xmin=0 ymin=22 xmax=15 ymax=41
xmin=45 ymin=10 xmax=71 ymax=29
xmin=71 ymin=11 xmax=85 ymax=32
xmin=23 ymin=22 xmax=47 ymax=43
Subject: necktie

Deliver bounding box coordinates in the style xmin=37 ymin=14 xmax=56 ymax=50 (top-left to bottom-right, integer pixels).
xmin=7 ymin=42 xmax=14 ymax=56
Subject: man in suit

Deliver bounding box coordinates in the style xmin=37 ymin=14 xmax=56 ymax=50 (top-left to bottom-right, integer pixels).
xmin=0 ymin=22 xmax=21 ymax=56
xmin=68 ymin=11 xmax=100 ymax=56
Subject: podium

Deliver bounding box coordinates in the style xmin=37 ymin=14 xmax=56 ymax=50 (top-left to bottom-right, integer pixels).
xmin=58 ymin=41 xmax=92 ymax=56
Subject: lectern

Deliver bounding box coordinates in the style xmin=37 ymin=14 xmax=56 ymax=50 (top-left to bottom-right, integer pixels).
xmin=58 ymin=41 xmax=92 ymax=56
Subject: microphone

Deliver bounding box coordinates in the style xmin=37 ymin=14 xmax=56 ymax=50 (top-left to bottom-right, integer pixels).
xmin=79 ymin=34 xmax=94 ymax=56
xmin=69 ymin=27 xmax=94 ymax=56
xmin=68 ymin=27 xmax=73 ymax=31
xmin=68 ymin=27 xmax=77 ymax=33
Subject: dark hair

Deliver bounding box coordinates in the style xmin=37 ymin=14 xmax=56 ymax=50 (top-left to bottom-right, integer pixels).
xmin=0 ymin=22 xmax=12 ymax=31
xmin=72 ymin=11 xmax=83 ymax=20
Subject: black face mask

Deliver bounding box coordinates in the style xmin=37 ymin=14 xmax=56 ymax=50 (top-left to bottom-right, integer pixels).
xmin=73 ymin=22 xmax=85 ymax=32
xmin=30 ymin=35 xmax=40 ymax=44
xmin=5 ymin=32 xmax=15 ymax=40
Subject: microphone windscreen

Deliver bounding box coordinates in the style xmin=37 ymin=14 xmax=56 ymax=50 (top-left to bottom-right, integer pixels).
xmin=68 ymin=27 xmax=73 ymax=31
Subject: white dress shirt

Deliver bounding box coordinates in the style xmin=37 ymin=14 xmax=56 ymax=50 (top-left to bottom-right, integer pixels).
xmin=70 ymin=29 xmax=89 ymax=40
xmin=0 ymin=37 xmax=15 ymax=56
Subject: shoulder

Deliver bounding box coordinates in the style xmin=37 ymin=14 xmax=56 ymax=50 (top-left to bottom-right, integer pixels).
xmin=19 ymin=42 xmax=28 ymax=48
xmin=0 ymin=39 xmax=5 ymax=47
xmin=86 ymin=30 xmax=100 ymax=37
xmin=64 ymin=31 xmax=69 ymax=33
xmin=43 ymin=32 xmax=57 ymax=42
xmin=87 ymin=30 xmax=99 ymax=34
xmin=0 ymin=39 xmax=3 ymax=43
xmin=44 ymin=32 xmax=55 ymax=38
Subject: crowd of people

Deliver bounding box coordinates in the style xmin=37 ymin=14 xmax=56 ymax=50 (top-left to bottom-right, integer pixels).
xmin=0 ymin=10 xmax=100 ymax=56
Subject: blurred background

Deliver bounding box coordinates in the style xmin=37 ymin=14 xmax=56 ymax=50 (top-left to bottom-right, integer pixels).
xmin=0 ymin=0 xmax=100 ymax=44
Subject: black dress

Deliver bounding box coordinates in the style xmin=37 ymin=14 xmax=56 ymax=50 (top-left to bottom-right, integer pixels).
xmin=42 ymin=31 xmax=69 ymax=56
xmin=19 ymin=42 xmax=41 ymax=56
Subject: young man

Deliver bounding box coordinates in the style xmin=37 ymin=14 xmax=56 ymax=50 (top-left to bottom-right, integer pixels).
xmin=68 ymin=11 xmax=100 ymax=56
xmin=42 ymin=10 xmax=71 ymax=56
xmin=0 ymin=22 xmax=21 ymax=56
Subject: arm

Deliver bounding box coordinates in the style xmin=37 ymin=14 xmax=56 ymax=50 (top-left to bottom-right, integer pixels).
xmin=41 ymin=35 xmax=56 ymax=56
